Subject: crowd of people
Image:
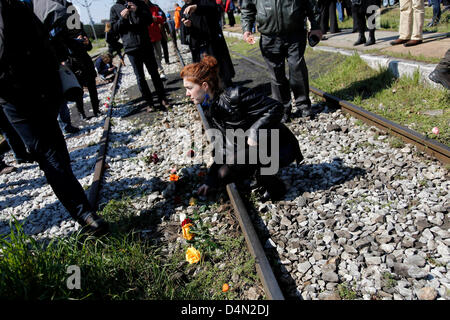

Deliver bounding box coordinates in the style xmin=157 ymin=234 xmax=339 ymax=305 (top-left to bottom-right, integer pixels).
xmin=0 ymin=0 xmax=448 ymax=237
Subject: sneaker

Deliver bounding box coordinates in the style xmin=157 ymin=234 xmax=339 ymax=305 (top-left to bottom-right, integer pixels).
xmin=428 ymin=70 xmax=450 ymax=90
xmin=77 ymin=212 xmax=109 ymax=236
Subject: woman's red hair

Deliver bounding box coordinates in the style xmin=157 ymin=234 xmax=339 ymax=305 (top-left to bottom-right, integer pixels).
xmin=180 ymin=55 xmax=221 ymax=92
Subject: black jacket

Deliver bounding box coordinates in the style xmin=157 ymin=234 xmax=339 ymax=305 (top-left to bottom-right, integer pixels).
xmin=0 ymin=0 xmax=63 ymax=108
xmin=203 ymin=86 xmax=303 ymax=185
xmin=110 ymin=0 xmax=153 ymax=53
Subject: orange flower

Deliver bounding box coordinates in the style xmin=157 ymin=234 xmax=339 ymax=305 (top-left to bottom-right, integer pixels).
xmin=169 ymin=174 xmax=179 ymax=182
xmin=186 ymin=247 xmax=201 ymax=264
xmin=222 ymin=283 xmax=230 ymax=292
xmin=182 ymin=223 xmax=195 ymax=241
xmin=189 ymin=197 xmax=197 ymax=206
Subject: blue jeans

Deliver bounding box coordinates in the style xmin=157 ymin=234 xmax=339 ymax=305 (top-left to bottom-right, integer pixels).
xmin=382 ymin=0 xmax=396 ymax=6
xmin=431 ymin=0 xmax=442 ymax=20
xmin=2 ymin=102 xmax=93 ymax=220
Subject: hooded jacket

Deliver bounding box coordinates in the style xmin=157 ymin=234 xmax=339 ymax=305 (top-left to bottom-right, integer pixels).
xmin=110 ymin=0 xmax=153 ymax=53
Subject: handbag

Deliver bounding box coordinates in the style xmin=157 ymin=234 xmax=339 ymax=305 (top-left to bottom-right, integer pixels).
xmin=58 ymin=64 xmax=83 ymax=102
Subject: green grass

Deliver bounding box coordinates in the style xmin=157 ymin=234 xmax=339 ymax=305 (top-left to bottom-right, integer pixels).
xmin=310 ymin=53 xmax=450 ymax=146
xmin=0 ymin=186 xmax=259 ymax=299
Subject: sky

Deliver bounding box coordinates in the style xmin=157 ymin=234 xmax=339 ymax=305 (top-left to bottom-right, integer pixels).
xmin=73 ymin=0 xmax=176 ymax=24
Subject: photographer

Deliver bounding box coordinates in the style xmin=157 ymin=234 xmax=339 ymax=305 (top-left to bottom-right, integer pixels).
xmin=110 ymin=0 xmax=169 ymax=110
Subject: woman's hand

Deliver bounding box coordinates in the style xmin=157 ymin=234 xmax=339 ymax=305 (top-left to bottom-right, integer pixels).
xmin=247 ymin=136 xmax=258 ymax=146
xmin=197 ymin=184 xmax=210 ymax=196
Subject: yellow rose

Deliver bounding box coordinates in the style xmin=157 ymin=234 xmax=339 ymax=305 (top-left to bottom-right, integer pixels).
xmin=186 ymin=247 xmax=201 ymax=264
xmin=182 ymin=223 xmax=195 ymax=241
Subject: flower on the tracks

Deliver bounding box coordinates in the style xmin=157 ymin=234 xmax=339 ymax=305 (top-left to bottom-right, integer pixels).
xmin=151 ymin=152 xmax=159 ymax=164
xmin=169 ymin=174 xmax=179 ymax=182
xmin=186 ymin=247 xmax=201 ymax=264
xmin=181 ymin=218 xmax=193 ymax=227
xmin=432 ymin=127 xmax=439 ymax=135
xmin=170 ymin=168 xmax=177 ymax=174
xmin=187 ymin=149 xmax=195 ymax=158
xmin=189 ymin=197 xmax=197 ymax=206
xmin=222 ymin=283 xmax=230 ymax=292
xmin=182 ymin=223 xmax=194 ymax=241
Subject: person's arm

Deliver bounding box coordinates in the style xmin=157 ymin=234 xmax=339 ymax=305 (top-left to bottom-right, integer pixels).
xmin=110 ymin=5 xmax=128 ymax=35
xmin=240 ymin=0 xmax=256 ymax=34
xmin=0 ymin=1 xmax=5 ymax=65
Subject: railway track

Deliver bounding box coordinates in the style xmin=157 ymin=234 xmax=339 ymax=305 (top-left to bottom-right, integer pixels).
xmin=230 ymin=50 xmax=450 ymax=165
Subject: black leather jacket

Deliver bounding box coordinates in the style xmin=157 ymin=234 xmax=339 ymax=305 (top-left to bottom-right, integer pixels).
xmin=204 ymin=86 xmax=283 ymax=143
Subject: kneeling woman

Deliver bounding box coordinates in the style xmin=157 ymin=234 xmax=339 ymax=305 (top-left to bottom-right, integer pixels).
xmin=181 ymin=56 xmax=303 ymax=201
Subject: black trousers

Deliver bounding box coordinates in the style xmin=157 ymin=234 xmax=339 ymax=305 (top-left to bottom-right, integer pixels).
xmin=352 ymin=3 xmax=376 ymax=33
xmin=0 ymin=107 xmax=30 ymax=162
xmin=2 ymin=103 xmax=94 ymax=221
xmin=259 ymin=31 xmax=311 ymax=113
xmin=161 ymin=37 xmax=170 ymax=64
xmin=319 ymin=0 xmax=339 ymax=33
xmin=75 ymin=78 xmax=99 ymax=117
xmin=127 ymin=46 xmax=166 ymax=103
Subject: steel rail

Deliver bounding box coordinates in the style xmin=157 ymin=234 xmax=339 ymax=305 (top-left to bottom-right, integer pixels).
xmin=87 ymin=62 xmax=122 ymax=210
xmin=230 ymin=49 xmax=450 ymax=165
xmin=175 ymin=45 xmax=284 ymax=300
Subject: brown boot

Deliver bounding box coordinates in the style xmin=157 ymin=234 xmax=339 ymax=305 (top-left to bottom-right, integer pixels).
xmin=404 ymin=40 xmax=423 ymax=47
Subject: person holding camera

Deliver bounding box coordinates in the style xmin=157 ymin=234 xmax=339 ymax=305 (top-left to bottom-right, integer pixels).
xmin=181 ymin=0 xmax=235 ymax=88
xmin=110 ymin=0 xmax=169 ymax=110
xmin=241 ymin=0 xmax=322 ymax=123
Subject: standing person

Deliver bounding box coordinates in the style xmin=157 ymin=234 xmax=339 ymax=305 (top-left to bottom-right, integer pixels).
xmin=319 ymin=0 xmax=340 ymax=36
xmin=166 ymin=13 xmax=178 ymax=49
xmin=241 ymin=0 xmax=322 ymax=123
xmin=67 ymin=31 xmax=101 ymax=118
xmin=105 ymin=22 xmax=125 ymax=66
xmin=390 ymin=0 xmax=424 ymax=47
xmin=174 ymin=3 xmax=182 ymax=34
xmin=181 ymin=0 xmax=235 ymax=87
xmin=0 ymin=0 xmax=109 ymax=234
xmin=352 ymin=0 xmax=381 ymax=46
xmin=142 ymin=0 xmax=167 ymax=80
xmin=225 ymin=0 xmax=236 ymax=27
xmin=216 ymin=0 xmax=226 ymax=29
xmin=110 ymin=0 xmax=169 ymax=110
xmin=181 ymin=56 xmax=303 ymax=201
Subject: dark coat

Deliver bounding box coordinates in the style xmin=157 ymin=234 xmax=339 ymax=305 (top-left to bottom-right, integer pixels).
xmin=0 ymin=0 xmax=63 ymax=109
xmin=203 ymin=86 xmax=303 ymax=183
xmin=182 ymin=0 xmax=235 ymax=84
xmin=110 ymin=0 xmax=153 ymax=54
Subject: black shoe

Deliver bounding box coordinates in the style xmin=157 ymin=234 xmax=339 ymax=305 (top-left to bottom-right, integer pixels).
xmin=364 ymin=36 xmax=376 ymax=46
xmin=258 ymin=177 xmax=287 ymax=202
xmin=353 ymin=34 xmax=366 ymax=46
xmin=64 ymin=125 xmax=80 ymax=134
xmin=429 ymin=70 xmax=450 ymax=90
xmin=77 ymin=212 xmax=109 ymax=236
xmin=16 ymin=153 xmax=34 ymax=164
xmin=281 ymin=113 xmax=291 ymax=123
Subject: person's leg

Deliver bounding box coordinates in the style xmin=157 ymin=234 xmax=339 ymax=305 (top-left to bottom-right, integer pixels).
xmin=329 ymin=0 xmax=340 ymax=33
xmin=75 ymin=94 xmax=87 ymax=120
xmin=0 ymin=107 xmax=33 ymax=162
xmin=319 ymin=0 xmax=330 ymax=34
xmin=399 ymin=0 xmax=413 ymax=40
xmin=127 ymin=50 xmax=153 ymax=104
xmin=86 ymin=78 xmax=100 ymax=116
xmin=161 ymin=37 xmax=170 ymax=64
xmin=428 ymin=48 xmax=450 ymax=89
xmin=286 ymin=32 xmax=313 ymax=118
xmin=153 ymin=41 xmax=164 ymax=75
xmin=142 ymin=45 xmax=167 ymax=106
xmin=259 ymin=34 xmax=291 ymax=121
xmin=411 ymin=0 xmax=424 ymax=40
xmin=2 ymin=103 xmax=108 ymax=233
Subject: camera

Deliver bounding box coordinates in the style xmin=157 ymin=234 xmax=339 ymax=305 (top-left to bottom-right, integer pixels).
xmin=308 ymin=34 xmax=319 ymax=47
xmin=125 ymin=3 xmax=131 ymax=9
